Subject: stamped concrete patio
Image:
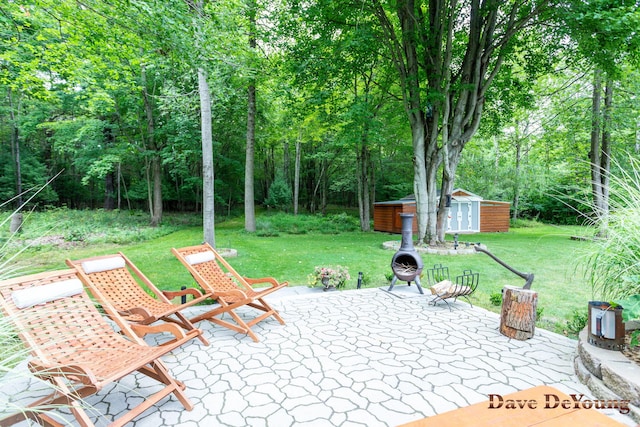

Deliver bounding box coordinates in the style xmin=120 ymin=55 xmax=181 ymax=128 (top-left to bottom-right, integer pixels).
xmin=2 ymin=286 xmax=637 ymax=426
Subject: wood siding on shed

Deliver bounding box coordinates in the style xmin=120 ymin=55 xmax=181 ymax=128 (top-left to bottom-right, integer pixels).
xmin=373 ymin=203 xmax=417 ymax=233
xmin=480 ymin=200 xmax=511 ymax=232
xmin=374 ymin=198 xmax=510 ymax=234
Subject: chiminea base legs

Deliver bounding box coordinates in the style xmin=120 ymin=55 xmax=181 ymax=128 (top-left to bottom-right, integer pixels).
xmin=388 ymin=275 xmax=424 ymax=294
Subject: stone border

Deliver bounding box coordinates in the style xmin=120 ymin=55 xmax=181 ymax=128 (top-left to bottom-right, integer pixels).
xmin=574 ymin=327 xmax=640 ymax=423
xmin=217 ymin=248 xmax=238 ymax=258
xmin=382 ymin=241 xmax=486 ymax=255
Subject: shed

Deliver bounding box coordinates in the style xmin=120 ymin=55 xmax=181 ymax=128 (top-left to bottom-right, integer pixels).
xmin=373 ymin=197 xmax=417 ymax=233
xmin=373 ymin=189 xmax=511 ymax=234
xmin=447 ymin=189 xmax=482 ymax=233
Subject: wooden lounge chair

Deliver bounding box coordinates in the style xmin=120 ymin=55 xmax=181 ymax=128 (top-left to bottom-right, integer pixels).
xmin=0 ymin=269 xmax=194 ymax=427
xmin=66 ymin=252 xmax=210 ymax=346
xmin=427 ymin=264 xmax=479 ymax=311
xmin=172 ymin=243 xmax=288 ymax=342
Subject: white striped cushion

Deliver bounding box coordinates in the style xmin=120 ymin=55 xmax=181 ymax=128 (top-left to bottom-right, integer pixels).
xmin=184 ymin=251 xmax=215 ymax=265
xmin=81 ymin=256 xmax=126 ymax=274
xmin=12 ymin=278 xmax=84 ymax=309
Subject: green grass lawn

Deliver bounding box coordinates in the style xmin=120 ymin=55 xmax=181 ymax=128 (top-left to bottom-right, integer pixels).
xmin=6 ymin=210 xmax=595 ymax=336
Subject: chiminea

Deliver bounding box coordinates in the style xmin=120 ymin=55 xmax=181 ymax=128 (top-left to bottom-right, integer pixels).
xmin=388 ymin=213 xmax=424 ymax=294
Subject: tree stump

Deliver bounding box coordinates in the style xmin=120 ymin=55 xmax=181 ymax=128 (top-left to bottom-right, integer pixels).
xmin=500 ymin=285 xmax=538 ymax=340
xmin=9 ymin=213 xmax=23 ymax=234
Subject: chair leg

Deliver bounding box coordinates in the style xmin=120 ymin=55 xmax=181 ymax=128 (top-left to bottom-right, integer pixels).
xmin=149 ymin=360 xmax=194 ymax=411
xmin=192 ymin=300 xmax=260 ymax=342
xmin=253 ymin=298 xmax=285 ymax=324
xmin=172 ymin=312 xmax=210 ymax=346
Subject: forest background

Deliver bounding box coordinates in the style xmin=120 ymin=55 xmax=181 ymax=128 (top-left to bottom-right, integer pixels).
xmin=1 ymin=0 xmax=640 ymax=243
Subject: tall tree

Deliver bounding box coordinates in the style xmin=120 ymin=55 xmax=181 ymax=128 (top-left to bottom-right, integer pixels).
xmin=560 ymin=0 xmax=640 ymax=222
xmin=245 ymin=0 xmax=257 ymax=232
xmin=372 ymin=0 xmax=550 ymax=244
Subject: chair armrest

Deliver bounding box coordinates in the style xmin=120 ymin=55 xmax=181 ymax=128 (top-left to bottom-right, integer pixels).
xmin=29 ymin=360 xmax=98 ymax=388
xmin=130 ymin=323 xmax=187 ymax=340
xmin=118 ymin=306 xmax=154 ymax=322
xmin=243 ymin=277 xmax=281 ymax=288
xmin=216 ymin=289 xmax=249 ymax=299
xmin=162 ymin=287 xmax=204 ymax=300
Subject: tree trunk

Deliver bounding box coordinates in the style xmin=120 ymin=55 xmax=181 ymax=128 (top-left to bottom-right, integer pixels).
xmin=590 ymin=69 xmax=613 ymax=235
xmin=245 ymin=81 xmax=256 ymax=231
xmin=10 ymin=213 xmax=23 ymax=234
xmin=284 ymin=141 xmax=291 ymax=210
xmin=141 ymin=65 xmax=162 ymax=227
xmin=321 ymin=158 xmax=327 ymax=215
xmin=145 ymin=158 xmax=154 ymax=219
xmin=410 ymin=121 xmax=431 ymax=244
xmin=245 ymin=0 xmax=257 ymax=232
xmin=357 ymin=142 xmax=371 ymax=231
xmin=150 ymin=155 xmax=162 ymax=226
xmin=600 ymin=77 xmax=612 ymax=212
xmin=590 ymin=68 xmax=605 ymax=216
xmin=198 ymin=67 xmax=216 ymax=246
xmin=104 ymin=171 xmax=115 ymax=210
xmin=294 ymin=139 xmax=301 ymax=215
xmin=8 ymin=88 xmax=24 ymax=233
xmin=117 ymin=163 xmax=122 ymax=210
xmin=513 ymin=139 xmax=522 ymax=220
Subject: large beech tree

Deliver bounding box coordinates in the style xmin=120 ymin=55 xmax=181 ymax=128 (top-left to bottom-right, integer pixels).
xmin=372 ymin=0 xmax=550 ymax=244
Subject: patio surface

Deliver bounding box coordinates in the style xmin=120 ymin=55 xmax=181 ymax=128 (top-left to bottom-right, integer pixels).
xmin=2 ymin=285 xmax=637 ymax=426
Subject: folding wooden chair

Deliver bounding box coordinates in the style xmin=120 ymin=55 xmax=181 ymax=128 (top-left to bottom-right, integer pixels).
xmin=0 ymin=269 xmax=193 ymax=427
xmin=66 ymin=252 xmax=209 ymax=346
xmin=172 ymin=243 xmax=288 ymax=342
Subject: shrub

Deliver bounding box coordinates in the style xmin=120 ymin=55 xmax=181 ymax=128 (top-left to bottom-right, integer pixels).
xmin=254 ymin=212 xmax=359 ymax=235
xmin=264 ymin=175 xmax=292 ymax=212
xmin=565 ymin=308 xmax=588 ymax=337
xmin=580 ymin=155 xmax=640 ymax=347
xmin=308 ymin=265 xmax=350 ymax=288
xmin=582 ymin=155 xmax=640 ymax=300
xmin=489 ymin=292 xmax=502 ymax=306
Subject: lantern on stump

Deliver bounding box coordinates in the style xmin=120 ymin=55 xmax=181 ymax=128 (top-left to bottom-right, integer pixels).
xmin=587 ymin=301 xmax=625 ymax=351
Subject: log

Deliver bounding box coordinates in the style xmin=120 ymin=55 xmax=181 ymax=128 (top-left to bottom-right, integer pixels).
xmin=500 ymin=286 xmax=538 ymax=340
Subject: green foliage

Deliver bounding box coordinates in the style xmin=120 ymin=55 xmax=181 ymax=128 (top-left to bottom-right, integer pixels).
xmin=490 ymin=292 xmax=503 ymax=306
xmin=308 ymin=265 xmax=350 ymax=288
xmin=264 ymin=175 xmax=292 ymax=212
xmin=614 ymin=295 xmax=640 ymax=346
xmin=255 ymin=212 xmax=359 ymax=235
xmin=559 ymin=0 xmax=640 ymax=76
xmin=565 ymin=308 xmax=589 ymax=337
xmin=583 ymin=155 xmax=640 ymax=300
xmin=433 ymin=271 xmax=448 ymax=283
xmin=0 ymin=151 xmax=58 ymax=207
xmin=0 ymin=207 xmax=193 ymax=250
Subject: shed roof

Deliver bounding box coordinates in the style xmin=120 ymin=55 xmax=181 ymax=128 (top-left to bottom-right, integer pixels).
xmin=375 ymin=188 xmax=483 ymax=205
xmin=451 ymin=188 xmax=483 ymax=200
